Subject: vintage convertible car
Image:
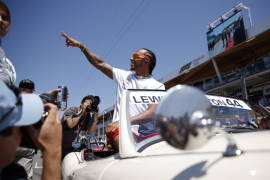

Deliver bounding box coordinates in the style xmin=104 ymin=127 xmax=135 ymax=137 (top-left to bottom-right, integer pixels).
xmin=62 ymin=85 xmax=270 ymax=180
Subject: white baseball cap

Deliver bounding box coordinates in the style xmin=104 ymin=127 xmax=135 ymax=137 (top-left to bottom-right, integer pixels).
xmin=0 ymin=80 xmax=43 ymax=132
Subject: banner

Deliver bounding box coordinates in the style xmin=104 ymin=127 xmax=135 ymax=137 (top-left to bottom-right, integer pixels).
xmin=129 ymin=90 xmax=165 ymax=104
xmin=207 ymin=11 xmax=246 ymax=58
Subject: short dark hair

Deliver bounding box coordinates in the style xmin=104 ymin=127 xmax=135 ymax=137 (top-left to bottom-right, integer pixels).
xmin=0 ymin=1 xmax=11 ymax=22
xmin=81 ymin=95 xmax=94 ymax=104
xmin=142 ymin=48 xmax=156 ymax=75
xmin=19 ymin=79 xmax=35 ymax=91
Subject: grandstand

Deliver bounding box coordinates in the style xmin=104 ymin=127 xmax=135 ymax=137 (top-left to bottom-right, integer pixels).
xmin=161 ymin=16 xmax=270 ymax=102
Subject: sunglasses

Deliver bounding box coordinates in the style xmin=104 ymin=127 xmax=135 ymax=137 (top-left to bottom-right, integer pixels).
xmin=130 ymin=52 xmax=150 ymax=61
xmin=130 ymin=53 xmax=144 ymax=60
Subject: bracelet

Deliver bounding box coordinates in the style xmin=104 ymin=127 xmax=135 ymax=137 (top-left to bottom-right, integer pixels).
xmin=79 ymin=43 xmax=86 ymax=52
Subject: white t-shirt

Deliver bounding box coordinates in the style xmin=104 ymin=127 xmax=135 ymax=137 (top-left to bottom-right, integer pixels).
xmin=112 ymin=67 xmax=165 ymax=122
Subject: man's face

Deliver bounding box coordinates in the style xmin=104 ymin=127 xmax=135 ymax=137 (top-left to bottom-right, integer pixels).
xmin=130 ymin=49 xmax=150 ymax=71
xmin=0 ymin=7 xmax=10 ymax=38
xmin=0 ymin=127 xmax=22 ymax=168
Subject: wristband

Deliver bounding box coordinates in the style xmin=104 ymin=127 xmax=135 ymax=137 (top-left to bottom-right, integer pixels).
xmin=79 ymin=43 xmax=86 ymax=52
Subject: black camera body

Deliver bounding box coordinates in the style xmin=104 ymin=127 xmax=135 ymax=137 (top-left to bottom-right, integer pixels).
xmin=39 ymin=93 xmax=61 ymax=109
xmin=86 ymin=96 xmax=100 ymax=112
xmin=32 ymin=93 xmax=60 ymax=128
xmin=20 ymin=93 xmax=61 ymax=149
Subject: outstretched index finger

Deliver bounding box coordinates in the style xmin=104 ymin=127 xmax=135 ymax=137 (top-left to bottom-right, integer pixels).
xmin=61 ymin=32 xmax=70 ymax=39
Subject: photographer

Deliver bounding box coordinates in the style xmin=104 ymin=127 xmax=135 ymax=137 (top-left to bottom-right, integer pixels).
xmin=0 ymin=80 xmax=62 ymax=180
xmin=62 ymin=95 xmax=100 ymax=158
xmin=2 ymin=83 xmax=62 ymax=180
xmin=3 ymin=79 xmax=37 ymax=180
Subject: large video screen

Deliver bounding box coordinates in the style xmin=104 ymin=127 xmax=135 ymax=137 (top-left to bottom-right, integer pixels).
xmin=207 ymin=11 xmax=246 ymax=58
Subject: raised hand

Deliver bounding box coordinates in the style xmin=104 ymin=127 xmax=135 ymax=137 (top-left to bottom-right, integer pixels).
xmin=47 ymin=88 xmax=61 ymax=100
xmin=61 ymin=32 xmax=81 ymax=47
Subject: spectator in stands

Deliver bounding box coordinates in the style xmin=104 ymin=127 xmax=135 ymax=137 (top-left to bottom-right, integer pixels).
xmin=19 ymin=79 xmax=35 ymax=94
xmin=0 ymin=81 xmax=62 ymax=180
xmin=0 ymin=1 xmax=16 ymax=86
xmin=61 ymin=32 xmax=165 ymax=150
xmin=62 ymin=95 xmax=99 ymax=158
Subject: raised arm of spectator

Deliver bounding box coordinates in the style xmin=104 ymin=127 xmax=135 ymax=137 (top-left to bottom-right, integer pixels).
xmin=61 ymin=32 xmax=113 ymax=79
xmin=47 ymin=88 xmax=61 ymax=99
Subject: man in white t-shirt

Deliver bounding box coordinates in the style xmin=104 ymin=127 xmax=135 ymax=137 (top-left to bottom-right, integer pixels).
xmin=61 ymin=32 xmax=165 ymax=150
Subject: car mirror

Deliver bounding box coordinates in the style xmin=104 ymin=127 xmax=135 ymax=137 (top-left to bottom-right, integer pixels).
xmin=155 ymin=85 xmax=216 ymax=150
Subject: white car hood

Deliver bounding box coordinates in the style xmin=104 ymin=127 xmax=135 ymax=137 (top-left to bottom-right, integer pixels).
xmin=63 ymin=130 xmax=270 ymax=180
xmin=141 ymin=130 xmax=270 ymax=156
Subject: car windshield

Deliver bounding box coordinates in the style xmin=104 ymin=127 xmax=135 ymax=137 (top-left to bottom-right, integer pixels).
xmin=211 ymin=106 xmax=256 ymax=129
xmin=207 ymin=95 xmax=257 ymax=130
xmin=125 ymin=90 xmax=264 ymax=151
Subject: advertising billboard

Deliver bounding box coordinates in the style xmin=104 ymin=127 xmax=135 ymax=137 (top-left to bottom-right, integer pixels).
xmin=207 ymin=10 xmax=246 ymax=58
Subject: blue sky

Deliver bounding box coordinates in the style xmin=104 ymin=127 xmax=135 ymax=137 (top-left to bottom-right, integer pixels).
xmin=3 ymin=0 xmax=270 ymax=114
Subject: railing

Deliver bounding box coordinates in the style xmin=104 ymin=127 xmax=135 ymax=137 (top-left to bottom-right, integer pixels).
xmin=194 ymin=55 xmax=270 ymax=91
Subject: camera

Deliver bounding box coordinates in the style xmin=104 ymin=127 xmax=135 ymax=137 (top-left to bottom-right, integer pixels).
xmin=57 ymin=85 xmax=68 ymax=111
xmin=33 ymin=93 xmax=60 ymax=128
xmin=38 ymin=91 xmax=68 ymax=123
xmin=20 ymin=93 xmax=61 ymax=149
xmin=86 ymin=96 xmax=100 ymax=112
xmin=39 ymin=93 xmax=61 ymax=109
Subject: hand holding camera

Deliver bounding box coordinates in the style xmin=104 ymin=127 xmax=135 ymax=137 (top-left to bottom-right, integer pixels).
xmin=24 ymin=103 xmax=62 ymax=152
xmin=37 ymin=103 xmax=62 ymax=152
xmin=20 ymin=86 xmax=68 ymax=148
